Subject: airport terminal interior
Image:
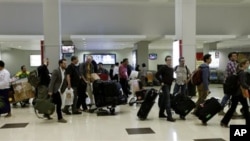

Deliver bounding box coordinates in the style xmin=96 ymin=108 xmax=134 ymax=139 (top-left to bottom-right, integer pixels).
xmin=1 ymin=0 xmax=250 ymax=141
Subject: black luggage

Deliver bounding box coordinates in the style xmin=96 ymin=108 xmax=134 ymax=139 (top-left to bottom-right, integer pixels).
xmin=195 ymin=97 xmax=221 ymax=123
xmin=92 ymin=80 xmax=127 ymax=114
xmin=137 ymin=88 xmax=158 ymax=120
xmin=171 ymin=94 xmax=196 ymax=117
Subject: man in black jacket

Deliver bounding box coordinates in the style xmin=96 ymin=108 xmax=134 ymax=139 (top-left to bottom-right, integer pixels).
xmin=37 ymin=58 xmax=52 ymax=119
xmin=155 ymin=56 xmax=175 ymax=122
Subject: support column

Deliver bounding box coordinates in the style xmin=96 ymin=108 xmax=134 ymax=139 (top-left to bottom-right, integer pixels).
xmin=135 ymin=41 xmax=150 ymax=70
xmin=43 ymin=0 xmax=62 ymax=71
xmin=175 ymin=0 xmax=196 ymax=70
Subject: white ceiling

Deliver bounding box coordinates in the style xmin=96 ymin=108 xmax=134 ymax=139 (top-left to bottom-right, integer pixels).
xmin=1 ymin=0 xmax=250 ymax=51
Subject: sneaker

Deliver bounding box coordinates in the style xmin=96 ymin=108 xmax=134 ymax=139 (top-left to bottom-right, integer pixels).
xmin=62 ymin=109 xmax=72 ymax=115
xmin=5 ymin=113 xmax=11 ymax=118
xmin=167 ymin=117 xmax=176 ymax=122
xmin=58 ymin=118 xmax=67 ymax=123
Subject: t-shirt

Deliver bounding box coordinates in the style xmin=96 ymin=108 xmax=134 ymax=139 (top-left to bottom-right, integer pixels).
xmin=66 ymin=63 xmax=80 ymax=87
xmin=0 ymin=69 xmax=10 ymax=89
xmin=175 ymin=66 xmax=190 ymax=85
xmin=16 ymin=71 xmax=30 ymax=79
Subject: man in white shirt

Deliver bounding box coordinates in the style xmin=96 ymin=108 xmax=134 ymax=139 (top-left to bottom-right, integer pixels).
xmin=0 ymin=60 xmax=11 ymax=117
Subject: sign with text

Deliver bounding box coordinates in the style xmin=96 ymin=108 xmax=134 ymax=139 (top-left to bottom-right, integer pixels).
xmin=230 ymin=125 xmax=250 ymax=141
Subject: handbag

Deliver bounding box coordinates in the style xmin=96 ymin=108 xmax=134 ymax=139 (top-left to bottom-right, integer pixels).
xmin=62 ymin=88 xmax=74 ymax=106
xmin=34 ymin=96 xmax=55 ymax=118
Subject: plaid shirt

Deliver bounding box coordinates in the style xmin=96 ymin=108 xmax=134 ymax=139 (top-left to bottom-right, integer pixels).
xmin=224 ymin=60 xmax=237 ymax=82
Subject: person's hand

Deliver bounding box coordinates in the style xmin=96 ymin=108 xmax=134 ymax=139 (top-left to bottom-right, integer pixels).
xmin=67 ymin=85 xmax=71 ymax=90
xmin=48 ymin=92 xmax=52 ymax=96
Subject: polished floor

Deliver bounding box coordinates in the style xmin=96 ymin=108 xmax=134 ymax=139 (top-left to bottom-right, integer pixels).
xmin=0 ymin=84 xmax=246 ymax=141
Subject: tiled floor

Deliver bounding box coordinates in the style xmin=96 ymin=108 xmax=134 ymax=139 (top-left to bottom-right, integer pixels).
xmin=0 ymin=84 xmax=246 ymax=141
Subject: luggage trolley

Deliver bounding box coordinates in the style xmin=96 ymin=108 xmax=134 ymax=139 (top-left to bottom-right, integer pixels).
xmin=9 ymin=78 xmax=35 ymax=107
xmin=89 ymin=80 xmax=127 ymax=115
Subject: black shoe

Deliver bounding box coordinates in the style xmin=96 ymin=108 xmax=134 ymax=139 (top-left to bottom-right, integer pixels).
xmin=62 ymin=109 xmax=71 ymax=115
xmin=159 ymin=114 xmax=167 ymax=118
xmin=180 ymin=115 xmax=186 ymax=120
xmin=167 ymin=117 xmax=176 ymax=122
xmin=72 ymin=111 xmax=82 ymax=115
xmin=220 ymin=122 xmax=228 ymax=128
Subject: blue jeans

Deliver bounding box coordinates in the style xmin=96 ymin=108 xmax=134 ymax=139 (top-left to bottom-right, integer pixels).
xmin=221 ymin=94 xmax=230 ymax=109
xmin=173 ymin=83 xmax=187 ymax=96
xmin=160 ymin=84 xmax=172 ymax=117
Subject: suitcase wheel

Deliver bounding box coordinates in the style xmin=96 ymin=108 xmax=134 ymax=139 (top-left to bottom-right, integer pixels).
xmin=110 ymin=108 xmax=115 ymax=115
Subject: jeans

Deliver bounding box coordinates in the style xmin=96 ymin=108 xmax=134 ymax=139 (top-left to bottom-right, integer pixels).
xmin=159 ymin=84 xmax=172 ymax=118
xmin=220 ymin=94 xmax=231 ymax=108
xmin=173 ymin=83 xmax=187 ymax=96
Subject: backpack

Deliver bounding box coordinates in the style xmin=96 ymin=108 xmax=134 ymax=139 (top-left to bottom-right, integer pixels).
xmin=28 ymin=69 xmax=40 ymax=88
xmin=191 ymin=67 xmax=202 ymax=85
xmin=223 ymin=74 xmax=239 ymax=96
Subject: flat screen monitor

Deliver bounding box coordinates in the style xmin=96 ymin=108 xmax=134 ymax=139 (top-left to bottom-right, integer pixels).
xmin=61 ymin=46 xmax=75 ymax=54
xmin=84 ymin=54 xmax=116 ymax=65
xmin=148 ymin=53 xmax=157 ymax=60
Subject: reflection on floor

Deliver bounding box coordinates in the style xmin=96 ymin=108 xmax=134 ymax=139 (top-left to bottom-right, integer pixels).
xmin=0 ymin=84 xmax=246 ymax=141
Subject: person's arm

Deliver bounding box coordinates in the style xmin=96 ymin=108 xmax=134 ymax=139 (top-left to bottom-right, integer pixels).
xmin=65 ymin=66 xmax=72 ymax=88
xmin=239 ymin=72 xmax=250 ymax=89
xmin=15 ymin=71 xmax=21 ymax=77
xmin=48 ymin=69 xmax=58 ymax=95
xmin=202 ymin=67 xmax=209 ymax=91
xmin=66 ymin=74 xmax=71 ymax=88
xmin=155 ymin=67 xmax=163 ymax=84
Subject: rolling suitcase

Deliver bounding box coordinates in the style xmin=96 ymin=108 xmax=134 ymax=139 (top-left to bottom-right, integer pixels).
xmin=195 ymin=97 xmax=221 ymax=124
xmin=171 ymin=94 xmax=196 ymax=117
xmin=137 ymin=88 xmax=158 ymax=120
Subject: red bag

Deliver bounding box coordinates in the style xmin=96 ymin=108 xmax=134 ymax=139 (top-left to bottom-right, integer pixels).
xmin=191 ymin=68 xmax=202 ymax=85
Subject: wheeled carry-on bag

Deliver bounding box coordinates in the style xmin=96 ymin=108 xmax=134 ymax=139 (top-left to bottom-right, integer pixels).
xmin=195 ymin=97 xmax=221 ymax=124
xmin=137 ymin=88 xmax=158 ymax=120
xmin=171 ymin=93 xmax=196 ymax=117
